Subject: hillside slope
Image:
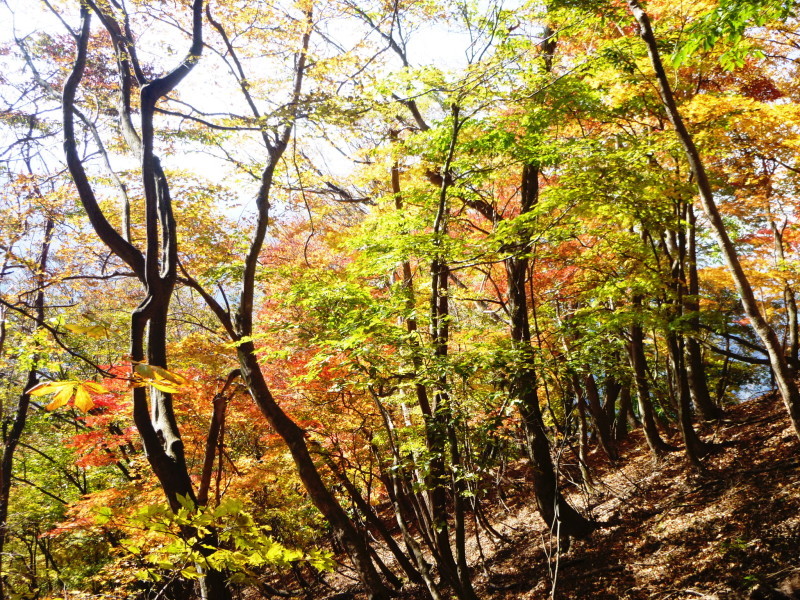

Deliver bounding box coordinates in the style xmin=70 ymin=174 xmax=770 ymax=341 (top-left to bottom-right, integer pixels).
xmin=335 ymin=392 xmax=800 ymax=600
xmin=474 ymin=392 xmax=800 ymax=600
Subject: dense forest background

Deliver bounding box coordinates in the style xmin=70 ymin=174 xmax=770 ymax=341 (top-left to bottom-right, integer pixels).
xmin=1 ymin=0 xmax=800 ymax=598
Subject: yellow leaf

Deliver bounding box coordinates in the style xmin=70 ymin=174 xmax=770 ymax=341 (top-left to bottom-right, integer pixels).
xmin=27 ymin=380 xmax=106 ymax=411
xmin=46 ymin=384 xmax=76 ymax=411
xmin=73 ymin=386 xmax=95 ymax=412
xmin=148 ymin=380 xmax=182 ymax=394
xmin=134 ymin=363 xmax=186 ymax=393
xmin=134 ymin=364 xmax=155 ymax=379
xmin=65 ymin=323 xmax=108 ymax=339
xmin=82 ymin=381 xmax=108 ymax=394
xmin=27 ymin=381 xmax=72 ymax=396
xmin=150 ymin=365 xmax=187 ymax=385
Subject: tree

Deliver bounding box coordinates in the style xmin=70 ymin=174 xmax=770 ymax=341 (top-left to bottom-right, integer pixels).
xmin=627 ymin=0 xmax=800 ymax=441
xmin=56 ymin=0 xmax=393 ymax=595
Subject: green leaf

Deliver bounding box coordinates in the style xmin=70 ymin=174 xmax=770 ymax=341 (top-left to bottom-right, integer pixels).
xmin=180 ymin=568 xmax=201 ymax=580
xmin=94 ymin=507 xmax=113 ymax=525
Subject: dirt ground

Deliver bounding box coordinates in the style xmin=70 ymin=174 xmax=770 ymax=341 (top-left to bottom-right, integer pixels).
xmin=322 ymin=391 xmax=800 ymax=600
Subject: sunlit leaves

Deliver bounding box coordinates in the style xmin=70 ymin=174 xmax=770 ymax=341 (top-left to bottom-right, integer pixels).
xmin=132 ymin=364 xmax=188 ymax=394
xmin=673 ymin=0 xmax=795 ymax=69
xmin=64 ymin=323 xmax=109 ymax=339
xmin=94 ymin=496 xmax=334 ymax=587
xmin=27 ymin=380 xmax=108 ymax=412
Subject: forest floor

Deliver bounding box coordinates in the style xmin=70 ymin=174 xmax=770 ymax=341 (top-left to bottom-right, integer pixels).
xmin=322 ymin=391 xmax=800 ymax=600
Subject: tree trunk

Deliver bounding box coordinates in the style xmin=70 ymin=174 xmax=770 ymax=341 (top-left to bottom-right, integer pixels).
xmin=685 ymin=204 xmax=723 ymax=420
xmin=573 ymin=380 xmax=593 ymax=489
xmin=64 ymin=6 xmax=233 ymax=596
xmin=582 ymin=372 xmax=617 ymax=461
xmin=604 ymin=373 xmax=622 ymax=425
xmin=613 ymin=385 xmax=634 ymax=441
xmin=772 ymin=220 xmax=799 ymax=372
xmin=237 ymin=345 xmax=390 ymax=600
xmin=628 ymin=0 xmax=800 ymax=440
xmin=0 ymin=219 xmax=52 ymax=600
xmin=392 ymin=139 xmax=472 ymax=599
xmin=666 ymin=334 xmax=707 ymax=468
xmin=372 ymin=401 xmax=443 ymax=600
xmin=427 ymin=107 xmax=478 ymax=600
xmin=628 ymin=318 xmax=674 ymax=459
xmin=319 ymin=447 xmax=422 ymax=585
xmin=505 ymin=164 xmax=594 ymax=540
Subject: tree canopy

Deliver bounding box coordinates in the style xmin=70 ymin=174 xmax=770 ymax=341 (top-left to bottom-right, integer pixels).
xmin=1 ymin=0 xmax=800 ymax=598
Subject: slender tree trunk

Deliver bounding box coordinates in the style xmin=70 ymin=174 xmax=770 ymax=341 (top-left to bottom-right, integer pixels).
xmin=506 ymin=164 xmax=594 ymax=540
xmin=666 ymin=334 xmax=707 ymax=468
xmin=628 ymin=317 xmax=674 ymax=459
xmin=198 ymin=370 xmax=240 ymax=506
xmin=237 ymin=346 xmax=390 ymax=600
xmin=318 ymin=447 xmax=422 ymax=585
xmin=427 ymin=107 xmax=478 ymax=600
xmin=614 ymin=385 xmax=633 ymax=441
xmin=772 ymin=220 xmax=799 ymax=372
xmin=0 ymin=219 xmax=52 ymax=600
xmin=391 ymin=146 xmax=470 ymax=598
xmin=629 ymin=0 xmax=800 ymax=440
xmin=685 ymin=204 xmax=723 ymax=420
xmin=582 ymin=372 xmax=617 ymax=460
xmin=604 ymin=373 xmax=622 ymax=425
xmin=664 ymin=211 xmax=707 ymax=467
xmin=373 ymin=403 xmax=443 ymax=600
xmin=573 ymin=381 xmax=593 ymax=489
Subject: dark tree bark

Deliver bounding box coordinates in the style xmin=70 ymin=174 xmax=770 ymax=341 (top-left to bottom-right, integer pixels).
xmin=198 ymin=370 xmax=240 ymax=506
xmin=666 ymin=333 xmax=707 ymax=468
xmin=663 ymin=212 xmax=708 ymax=467
xmin=236 ymin=347 xmax=388 ymax=599
xmin=313 ymin=443 xmax=421 ymax=585
xmin=63 ymin=4 xmax=232 ymax=597
xmin=613 ymin=385 xmax=635 ymax=441
xmin=604 ymin=373 xmax=622 ymax=425
xmin=427 ymin=106 xmax=478 ymax=600
xmin=389 ymin=144 xmax=472 ymax=600
xmin=179 ymin=9 xmax=393 ymax=598
xmin=771 ymin=219 xmax=799 ymax=372
xmin=685 ymin=204 xmax=723 ymax=421
xmin=628 ymin=314 xmax=675 ymax=459
xmin=582 ymin=372 xmax=617 ymax=461
xmin=505 ymin=163 xmax=595 ymax=540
